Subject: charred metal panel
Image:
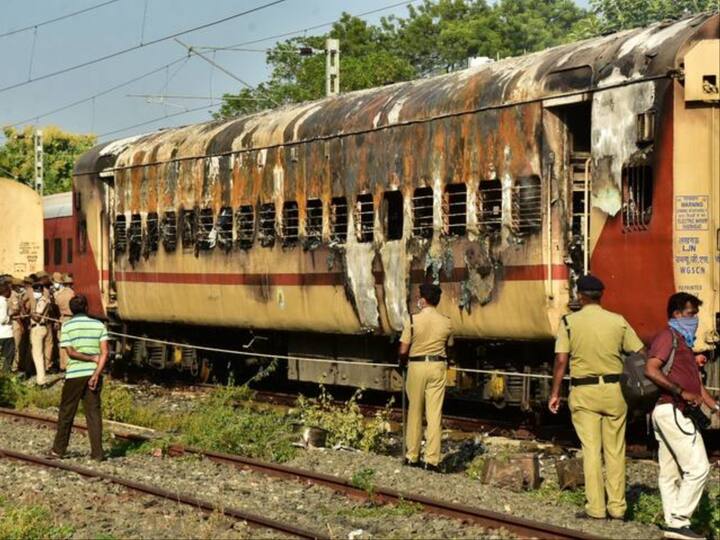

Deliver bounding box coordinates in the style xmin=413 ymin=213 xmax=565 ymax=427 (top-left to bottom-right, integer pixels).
xmin=72 ymin=15 xmax=717 ymax=338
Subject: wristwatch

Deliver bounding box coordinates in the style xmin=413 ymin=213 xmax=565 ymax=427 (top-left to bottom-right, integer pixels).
xmin=671 ymin=384 xmax=683 ymax=397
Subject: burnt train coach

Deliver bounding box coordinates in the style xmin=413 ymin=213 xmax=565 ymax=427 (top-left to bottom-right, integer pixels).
xmin=72 ymin=14 xmax=720 ymax=405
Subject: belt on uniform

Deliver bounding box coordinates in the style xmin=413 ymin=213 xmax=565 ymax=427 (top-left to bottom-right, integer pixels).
xmin=409 ymin=355 xmax=447 ymax=362
xmin=571 ymin=373 xmax=622 ymax=386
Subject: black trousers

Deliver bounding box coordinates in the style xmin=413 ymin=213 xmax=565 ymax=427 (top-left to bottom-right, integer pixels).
xmin=0 ymin=338 xmax=15 ymax=372
xmin=52 ymin=376 xmax=103 ymax=459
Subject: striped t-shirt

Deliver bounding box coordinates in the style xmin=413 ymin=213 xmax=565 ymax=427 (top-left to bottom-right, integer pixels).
xmin=60 ymin=314 xmax=109 ymax=380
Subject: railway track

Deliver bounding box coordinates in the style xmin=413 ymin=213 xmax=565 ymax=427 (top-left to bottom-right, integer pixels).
xmin=0 ymin=445 xmax=326 ymax=540
xmin=0 ymin=407 xmax=597 ymax=540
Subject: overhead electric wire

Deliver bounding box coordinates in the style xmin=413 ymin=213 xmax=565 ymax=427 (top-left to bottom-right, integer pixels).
xmin=0 ymin=0 xmax=289 ymax=95
xmin=6 ymin=56 xmax=189 ymax=128
xmin=0 ymin=0 xmax=122 ymax=39
xmin=206 ymin=0 xmax=421 ymax=50
xmin=97 ymin=102 xmax=221 ymax=140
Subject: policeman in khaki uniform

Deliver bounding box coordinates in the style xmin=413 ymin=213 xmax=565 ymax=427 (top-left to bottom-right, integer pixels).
xmin=53 ymin=273 xmax=75 ymax=371
xmin=549 ymin=275 xmax=644 ymax=520
xmin=8 ymin=278 xmax=28 ymax=372
xmin=399 ymin=283 xmax=453 ymax=472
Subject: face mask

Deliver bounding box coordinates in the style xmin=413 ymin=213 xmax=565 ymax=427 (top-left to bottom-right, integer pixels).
xmin=33 ymin=291 xmax=42 ymax=300
xmin=53 ymin=283 xmax=61 ymax=291
xmin=669 ymin=316 xmax=699 ymax=348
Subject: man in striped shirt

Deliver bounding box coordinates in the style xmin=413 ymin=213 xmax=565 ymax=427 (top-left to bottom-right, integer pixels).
xmin=50 ymin=294 xmax=109 ymax=461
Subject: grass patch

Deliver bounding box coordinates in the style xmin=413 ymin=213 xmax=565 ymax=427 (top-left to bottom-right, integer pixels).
xmin=0 ymin=497 xmax=74 ymax=540
xmin=296 ymin=386 xmax=392 ymax=452
xmin=627 ymin=485 xmax=720 ymax=539
xmin=529 ymin=484 xmax=586 ymax=507
xmin=350 ymin=468 xmax=376 ymax=497
xmin=0 ymin=373 xmax=62 ymax=410
xmin=465 ymin=455 xmax=486 ymax=480
xmin=180 ymin=386 xmax=297 ymax=462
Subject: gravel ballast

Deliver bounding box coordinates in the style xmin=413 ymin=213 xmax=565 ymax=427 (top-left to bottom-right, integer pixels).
xmin=0 ymin=417 xmax=510 ymax=539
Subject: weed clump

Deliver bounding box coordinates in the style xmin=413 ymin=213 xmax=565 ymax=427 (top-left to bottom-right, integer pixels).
xmin=0 ymin=497 xmax=74 ymax=539
xmin=296 ymin=386 xmax=391 ymax=452
xmin=180 ymin=386 xmax=296 ymax=462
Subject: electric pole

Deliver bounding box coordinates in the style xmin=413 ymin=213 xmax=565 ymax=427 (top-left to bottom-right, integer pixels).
xmin=325 ymin=38 xmax=340 ymax=97
xmin=33 ymin=129 xmax=43 ymax=196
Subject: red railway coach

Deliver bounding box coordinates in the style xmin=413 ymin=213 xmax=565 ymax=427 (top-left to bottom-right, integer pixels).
xmin=70 ymin=15 xmax=719 ymax=407
xmin=42 ymin=191 xmax=103 ymax=315
xmin=43 ymin=192 xmax=74 ymax=275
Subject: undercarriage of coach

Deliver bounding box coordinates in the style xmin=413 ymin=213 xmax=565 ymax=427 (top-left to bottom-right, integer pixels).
xmin=110 ymin=319 xmax=566 ymax=411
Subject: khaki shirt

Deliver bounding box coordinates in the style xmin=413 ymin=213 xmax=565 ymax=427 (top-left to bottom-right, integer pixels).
xmin=54 ymin=287 xmax=75 ymax=320
xmin=8 ymin=290 xmax=22 ymax=319
xmin=400 ymin=306 xmax=454 ymax=357
xmin=555 ymin=304 xmax=643 ymax=377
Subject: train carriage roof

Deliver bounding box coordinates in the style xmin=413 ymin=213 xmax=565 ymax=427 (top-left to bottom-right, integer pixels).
xmin=43 ymin=191 xmax=72 ymax=219
xmin=75 ymin=12 xmax=718 ymax=176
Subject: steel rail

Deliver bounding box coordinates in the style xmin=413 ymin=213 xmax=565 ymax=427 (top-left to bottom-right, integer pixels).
xmin=0 ymin=446 xmax=328 ymax=540
xmin=0 ymin=407 xmax=596 ymax=540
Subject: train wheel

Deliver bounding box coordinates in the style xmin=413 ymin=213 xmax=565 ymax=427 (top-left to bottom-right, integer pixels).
xmin=198 ymin=358 xmax=211 ymax=383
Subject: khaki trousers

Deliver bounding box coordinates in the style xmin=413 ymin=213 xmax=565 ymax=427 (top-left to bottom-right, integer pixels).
xmin=30 ymin=325 xmax=47 ymax=385
xmin=569 ymin=381 xmax=627 ymax=518
xmin=12 ymin=322 xmax=24 ymax=371
xmin=44 ymin=326 xmax=55 ymax=370
xmin=405 ymin=361 xmax=447 ymax=466
xmin=652 ymin=403 xmax=710 ymax=528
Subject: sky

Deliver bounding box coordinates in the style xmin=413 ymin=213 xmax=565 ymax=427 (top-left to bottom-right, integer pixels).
xmin=0 ymin=0 xmax=589 ymax=144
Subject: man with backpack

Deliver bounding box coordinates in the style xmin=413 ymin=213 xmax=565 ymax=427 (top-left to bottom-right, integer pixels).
xmin=548 ymin=275 xmax=644 ymax=521
xmin=645 ymin=293 xmax=719 ymax=540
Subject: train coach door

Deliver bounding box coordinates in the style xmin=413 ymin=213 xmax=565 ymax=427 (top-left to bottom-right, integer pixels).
xmin=542 ymin=97 xmax=592 ymax=303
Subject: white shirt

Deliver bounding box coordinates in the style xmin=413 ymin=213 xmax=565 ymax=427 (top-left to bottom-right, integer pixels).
xmin=0 ymin=297 xmax=13 ymax=339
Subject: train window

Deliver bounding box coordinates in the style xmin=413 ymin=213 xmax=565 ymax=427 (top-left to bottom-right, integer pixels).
xmin=43 ymin=239 xmax=49 ymax=266
xmin=128 ymin=214 xmax=142 ymax=264
xmin=53 ymin=238 xmax=62 ymax=266
xmin=355 ymin=194 xmax=374 ymax=243
xmin=162 ymin=211 xmax=177 ymax=252
xmin=444 ymin=184 xmax=467 ymax=236
xmin=114 ymin=215 xmax=127 ymax=254
xmin=412 ymin=187 xmax=434 ymax=239
xmin=305 ymin=199 xmax=323 ymax=248
xmin=513 ymin=176 xmax=542 ymax=234
xmin=145 ymin=212 xmax=159 ymax=256
xmin=77 ymin=220 xmax=87 ymax=254
xmin=478 ymin=179 xmax=503 ymax=232
xmin=383 ymin=191 xmax=404 ymax=241
xmin=282 ymin=201 xmax=299 ymax=247
xmin=622 ymin=164 xmax=653 ymax=231
xmin=197 ymin=208 xmax=216 ymax=251
xmin=66 ymin=239 xmax=73 ymax=264
xmin=180 ymin=209 xmax=197 ymax=249
xmin=236 ymin=205 xmax=255 ymax=250
xmin=259 ymin=203 xmax=276 ymax=247
xmin=330 ymin=197 xmax=348 ymax=244
xmin=217 ymin=207 xmax=233 ymax=252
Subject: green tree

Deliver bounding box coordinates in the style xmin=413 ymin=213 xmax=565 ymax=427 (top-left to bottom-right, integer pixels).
xmin=217 ymin=0 xmax=716 ymax=119
xmin=0 ymin=126 xmax=96 ymax=195
xmin=217 ymin=0 xmax=587 ymax=119
xmin=572 ymin=0 xmax=718 ymax=38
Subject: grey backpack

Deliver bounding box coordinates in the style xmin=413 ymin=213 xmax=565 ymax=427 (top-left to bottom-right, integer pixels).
xmin=621 ymin=331 xmax=678 ymax=409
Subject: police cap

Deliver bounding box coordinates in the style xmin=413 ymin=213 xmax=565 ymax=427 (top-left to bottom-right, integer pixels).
xmin=577 ymin=274 xmax=605 ymax=293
